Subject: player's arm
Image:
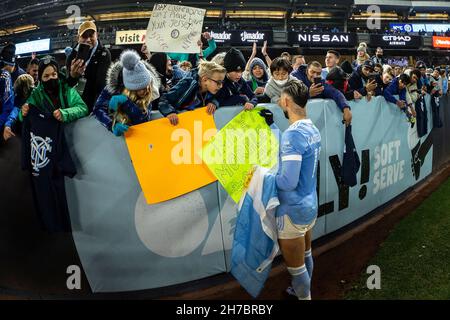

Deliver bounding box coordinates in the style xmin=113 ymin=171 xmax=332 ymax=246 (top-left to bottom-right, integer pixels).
xmin=276 ymin=131 xmax=305 ymax=191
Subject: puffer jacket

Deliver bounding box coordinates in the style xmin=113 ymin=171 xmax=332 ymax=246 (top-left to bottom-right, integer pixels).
xmin=158 ymin=68 xmax=219 ymax=117
xmin=26 ymin=77 xmax=87 ymax=123
xmin=264 ymin=75 xmax=297 ymax=104
xmin=215 ymin=75 xmax=258 ymax=108
xmin=93 ymin=59 xmax=161 ymax=131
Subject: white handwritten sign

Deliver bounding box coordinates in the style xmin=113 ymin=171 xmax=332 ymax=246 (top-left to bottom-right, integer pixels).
xmin=146 ymin=4 xmax=206 ymax=54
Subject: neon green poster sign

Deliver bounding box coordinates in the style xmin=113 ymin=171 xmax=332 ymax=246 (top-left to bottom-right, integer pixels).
xmin=200 ymin=108 xmax=279 ymax=203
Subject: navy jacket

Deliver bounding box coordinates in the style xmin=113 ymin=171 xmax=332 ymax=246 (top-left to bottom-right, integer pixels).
xmin=158 ymin=68 xmax=220 ymax=117
xmin=291 ymin=65 xmax=350 ymax=111
xmin=216 ymin=76 xmax=258 ymax=107
xmin=11 ymin=65 xmax=26 ymax=84
xmin=383 ymin=78 xmax=407 ymax=105
xmin=349 ymin=66 xmax=384 ymax=97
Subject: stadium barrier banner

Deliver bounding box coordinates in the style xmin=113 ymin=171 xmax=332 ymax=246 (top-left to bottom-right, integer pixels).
xmin=62 ymin=96 xmax=433 ymax=292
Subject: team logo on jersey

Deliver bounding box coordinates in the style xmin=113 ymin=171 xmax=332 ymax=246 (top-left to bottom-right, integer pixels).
xmin=30 ymin=132 xmax=52 ymax=172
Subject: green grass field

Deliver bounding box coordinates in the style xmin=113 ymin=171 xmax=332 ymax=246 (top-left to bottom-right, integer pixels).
xmin=345 ymin=177 xmax=450 ymax=300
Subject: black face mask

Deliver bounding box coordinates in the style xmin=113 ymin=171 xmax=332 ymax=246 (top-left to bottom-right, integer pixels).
xmin=283 ymin=110 xmax=289 ymax=120
xmin=376 ymin=54 xmax=383 ymax=58
xmin=43 ymin=78 xmax=59 ymax=93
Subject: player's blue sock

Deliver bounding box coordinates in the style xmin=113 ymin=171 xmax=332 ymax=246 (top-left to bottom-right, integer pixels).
xmin=287 ymin=265 xmax=311 ymax=300
xmin=305 ymin=249 xmax=314 ymax=279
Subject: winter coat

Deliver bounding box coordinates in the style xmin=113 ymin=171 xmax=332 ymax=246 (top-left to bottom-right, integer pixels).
xmin=215 ymin=75 xmax=258 ymax=108
xmin=66 ymin=40 xmax=112 ymax=112
xmin=27 ymin=78 xmax=88 ymax=123
xmin=158 ymin=68 xmax=220 ymax=117
xmin=93 ymin=59 xmax=161 ymax=131
xmin=243 ymin=58 xmax=269 ymax=92
xmin=291 ymin=65 xmax=350 ymax=111
xmin=383 ymin=78 xmax=407 ymax=105
xmin=264 ymin=75 xmax=297 ymax=104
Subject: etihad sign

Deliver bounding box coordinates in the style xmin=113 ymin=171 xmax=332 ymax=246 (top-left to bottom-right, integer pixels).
xmin=382 ymin=35 xmax=412 ymax=46
xmin=433 ymin=36 xmax=450 ymax=49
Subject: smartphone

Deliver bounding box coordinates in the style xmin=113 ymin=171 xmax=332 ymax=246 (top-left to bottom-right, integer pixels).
xmin=368 ymin=73 xmax=378 ymax=82
xmin=76 ymin=43 xmax=91 ymax=62
xmin=314 ymin=77 xmax=322 ymax=85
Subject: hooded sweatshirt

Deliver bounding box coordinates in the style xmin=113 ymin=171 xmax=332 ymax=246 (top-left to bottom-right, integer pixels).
xmin=264 ymin=75 xmax=297 ymax=104
xmin=243 ymin=58 xmax=269 ymax=91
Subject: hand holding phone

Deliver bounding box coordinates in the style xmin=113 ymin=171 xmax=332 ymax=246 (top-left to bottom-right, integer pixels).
xmin=76 ymin=43 xmax=91 ymax=62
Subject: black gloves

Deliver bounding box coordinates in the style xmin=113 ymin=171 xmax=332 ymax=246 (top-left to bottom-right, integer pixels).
xmin=259 ymin=109 xmax=274 ymax=126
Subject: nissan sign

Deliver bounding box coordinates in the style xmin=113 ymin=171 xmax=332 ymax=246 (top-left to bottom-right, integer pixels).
xmin=288 ymin=32 xmax=357 ymax=47
xmin=369 ymin=35 xmax=422 ymax=48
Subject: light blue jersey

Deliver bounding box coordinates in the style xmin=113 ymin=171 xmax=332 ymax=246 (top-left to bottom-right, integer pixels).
xmin=275 ymin=119 xmax=321 ymax=225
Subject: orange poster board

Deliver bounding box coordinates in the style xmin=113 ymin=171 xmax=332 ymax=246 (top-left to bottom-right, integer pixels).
xmin=124 ymin=108 xmax=217 ymax=204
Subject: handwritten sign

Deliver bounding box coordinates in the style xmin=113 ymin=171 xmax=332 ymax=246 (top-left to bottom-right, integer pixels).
xmin=146 ymin=4 xmax=206 ymax=54
xmin=200 ymin=108 xmax=279 ymax=203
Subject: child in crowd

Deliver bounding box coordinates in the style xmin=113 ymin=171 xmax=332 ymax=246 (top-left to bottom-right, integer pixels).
xmin=3 ymin=74 xmax=34 ymax=141
xmin=93 ymin=50 xmax=160 ymax=136
xmin=244 ymin=58 xmax=269 ymax=95
xmin=243 ymin=42 xmax=270 ymax=95
xmin=383 ymin=73 xmax=415 ymax=124
xmin=158 ymin=61 xmax=226 ymax=126
xmin=370 ymin=66 xmax=395 ymax=97
xmin=264 ymin=57 xmax=297 ymax=104
xmin=216 ymin=48 xmax=258 ymax=110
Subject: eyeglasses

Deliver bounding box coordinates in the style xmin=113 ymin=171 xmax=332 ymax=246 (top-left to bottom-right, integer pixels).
xmin=208 ymin=78 xmax=224 ymax=87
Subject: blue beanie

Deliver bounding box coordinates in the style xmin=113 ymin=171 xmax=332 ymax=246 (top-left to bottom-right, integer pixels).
xmin=120 ymin=50 xmax=152 ymax=91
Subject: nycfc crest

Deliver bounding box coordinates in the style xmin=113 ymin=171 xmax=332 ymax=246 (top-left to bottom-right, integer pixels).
xmin=30 ymin=132 xmax=52 ymax=172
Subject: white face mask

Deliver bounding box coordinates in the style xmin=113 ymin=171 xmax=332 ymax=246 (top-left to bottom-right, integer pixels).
xmin=274 ymin=79 xmax=288 ymax=86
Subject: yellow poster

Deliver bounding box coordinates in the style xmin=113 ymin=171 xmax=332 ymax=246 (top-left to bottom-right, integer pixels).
xmin=200 ymin=108 xmax=279 ymax=203
xmin=124 ymin=108 xmax=217 ymax=204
